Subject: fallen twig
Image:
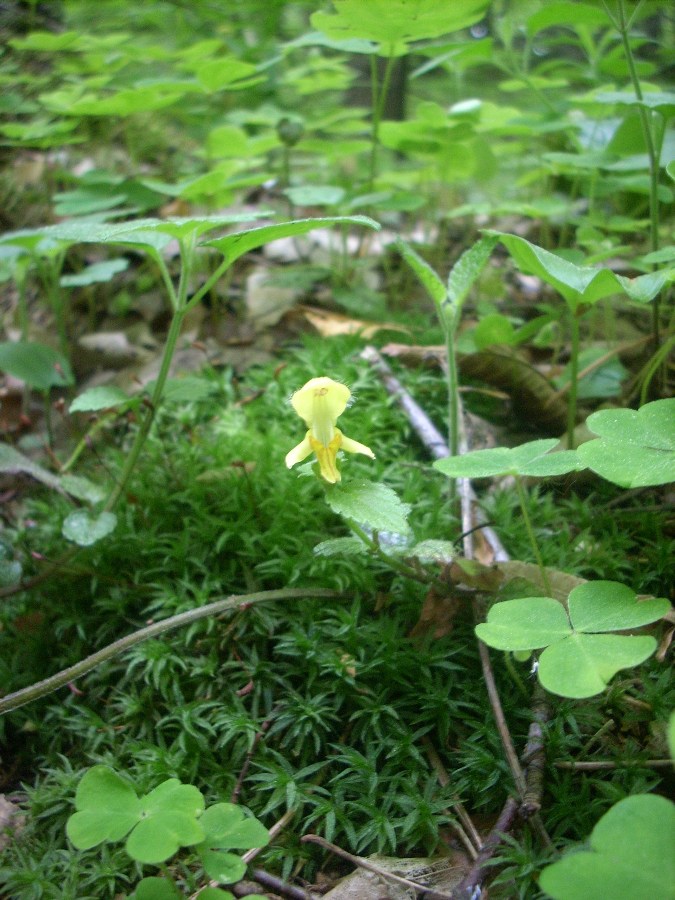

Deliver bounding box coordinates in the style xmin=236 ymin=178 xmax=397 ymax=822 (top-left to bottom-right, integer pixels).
xmin=450 ymin=797 xmax=519 ymax=899
xmin=301 ymin=834 xmax=456 ymax=900
xmin=520 ymin=682 xmax=550 ymax=818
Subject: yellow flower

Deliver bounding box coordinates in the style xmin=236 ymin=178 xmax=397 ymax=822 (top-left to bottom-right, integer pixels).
xmin=285 ymin=376 xmax=375 ymax=483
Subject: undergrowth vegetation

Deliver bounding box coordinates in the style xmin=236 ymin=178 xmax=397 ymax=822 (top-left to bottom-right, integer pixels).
xmin=0 ymin=2 xmax=673 ymax=899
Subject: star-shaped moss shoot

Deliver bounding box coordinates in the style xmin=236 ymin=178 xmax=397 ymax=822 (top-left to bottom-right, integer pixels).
xmin=285 ymin=376 xmax=375 ymax=483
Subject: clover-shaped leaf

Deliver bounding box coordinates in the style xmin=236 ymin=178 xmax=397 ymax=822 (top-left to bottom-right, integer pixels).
xmin=62 ymin=510 xmax=117 ymax=546
xmin=577 ymin=399 xmax=675 ymax=487
xmin=434 ymin=439 xmax=580 ymax=479
xmin=196 ymin=803 xmax=268 ymax=885
xmin=66 ymin=767 xmax=205 ymax=864
xmin=66 ymin=766 xmax=142 ymax=849
xmin=540 ymin=794 xmax=675 ymax=900
xmin=126 ymin=779 xmax=205 ymax=864
xmin=476 ymin=582 xmax=669 ymax=698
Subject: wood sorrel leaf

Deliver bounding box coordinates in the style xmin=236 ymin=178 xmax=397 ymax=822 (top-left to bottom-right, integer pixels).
xmin=577 ymin=399 xmax=675 ymax=487
xmin=199 ymin=803 xmax=269 ymax=850
xmin=568 ymin=581 xmax=670 ymax=633
xmin=125 ymin=779 xmax=205 ymax=864
xmin=475 ymin=597 xmax=571 ymax=651
xmin=434 ymin=439 xmax=580 ymax=479
xmin=66 ymin=766 xmax=141 ymax=849
xmin=539 ymin=794 xmax=675 ymax=900
xmin=62 ymin=510 xmax=117 ymax=546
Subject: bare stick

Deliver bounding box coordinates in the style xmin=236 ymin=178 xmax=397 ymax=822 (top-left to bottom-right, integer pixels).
xmin=301 ymin=834 xmax=455 ymax=900
xmin=554 ymin=759 xmax=672 ymax=771
xmin=0 ymin=588 xmax=339 ymax=715
xmin=451 ymin=796 xmax=519 ymax=899
xmin=520 ymin=682 xmax=550 ymax=818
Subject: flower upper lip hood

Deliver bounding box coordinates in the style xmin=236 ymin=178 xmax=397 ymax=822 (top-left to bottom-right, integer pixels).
xmin=285 ymin=376 xmax=375 ymax=483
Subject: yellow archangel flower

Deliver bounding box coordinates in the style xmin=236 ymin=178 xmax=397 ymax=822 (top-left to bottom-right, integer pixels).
xmin=285 ymin=376 xmax=375 ymax=483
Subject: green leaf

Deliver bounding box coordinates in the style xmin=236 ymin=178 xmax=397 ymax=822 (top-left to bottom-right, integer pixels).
xmin=539 ymin=794 xmax=675 ymax=900
xmin=311 ymin=0 xmax=490 ymax=56
xmin=554 ymin=347 xmax=628 ymax=400
xmin=284 ymin=185 xmax=346 ymax=207
xmin=445 ymin=233 xmax=499 ymax=316
xmin=538 ymin=633 xmax=657 ymax=698
xmin=66 ymin=766 xmax=141 ymax=850
xmin=200 ymin=803 xmax=269 ymax=850
xmin=667 ymin=711 xmax=675 ymax=763
xmin=594 ymin=90 xmax=675 ymax=116
xmin=0 ymin=341 xmax=74 ymax=390
xmin=62 ymin=510 xmax=117 ymax=546
xmin=408 ymin=539 xmax=456 ymax=564
xmin=325 ymin=479 xmax=411 ymax=535
xmin=205 ymin=216 xmax=379 ymax=267
xmin=44 ymin=213 xmax=268 ymax=246
xmin=58 ymin=475 xmax=106 ymax=505
xmin=70 ymin=386 xmax=133 ymax=413
xmin=396 ymin=239 xmax=446 ymax=310
xmin=434 ymin=439 xmax=580 ymax=479
xmin=313 ymin=536 xmax=367 ymax=557
xmin=487 ymin=231 xmax=671 ymax=309
xmin=0 ymin=443 xmax=63 ymax=493
xmin=199 ymin=890 xmax=237 ymax=900
xmin=568 ymin=582 xmax=669 ymax=633
xmin=131 ymin=877 xmax=181 ymax=900
xmin=126 ymin=779 xmax=205 ymax=864
xmin=199 ymin=848 xmax=246 ymax=884
xmin=577 ymin=399 xmax=675 ymax=487
xmin=60 ymin=258 xmax=129 ymax=287
xmin=475 ymin=597 xmax=571 ymax=651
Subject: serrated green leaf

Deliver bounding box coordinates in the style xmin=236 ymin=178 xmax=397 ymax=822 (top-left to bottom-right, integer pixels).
xmin=578 ymin=399 xmax=675 ymax=487
xmin=396 ymin=239 xmax=446 ymax=308
xmin=475 ymin=597 xmax=571 ymax=650
xmin=0 ymin=341 xmax=73 ymax=390
xmin=445 ymin=233 xmax=498 ymax=316
xmin=205 ymin=216 xmax=379 ymax=267
xmin=568 ymin=581 xmax=669 ymax=633
xmin=313 ymin=536 xmax=367 ymax=557
xmin=408 ymin=539 xmax=456 ymax=563
xmin=538 ymin=633 xmax=657 ymax=698
xmin=434 ymin=439 xmax=580 ymax=479
xmin=70 ymin=385 xmax=133 ymax=413
xmin=325 ymin=479 xmax=411 ymax=534
xmin=66 ymin=766 xmax=141 ymax=850
xmin=62 ymin=510 xmax=117 ymax=546
xmin=540 ymin=794 xmax=675 ymax=900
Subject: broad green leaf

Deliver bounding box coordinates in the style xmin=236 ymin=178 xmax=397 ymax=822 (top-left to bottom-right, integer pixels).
xmin=200 ymin=803 xmax=269 ymax=850
xmin=67 ymin=766 xmax=141 ymax=849
xmin=205 ymin=216 xmax=379 ymax=267
xmin=125 ymin=779 xmax=205 ymax=864
xmin=434 ymin=439 xmax=580 ymax=479
xmin=199 ymin=847 xmax=246 ymax=884
xmin=578 ymin=399 xmax=675 ymax=487
xmin=70 ymin=386 xmax=133 ymax=413
xmin=45 ymin=213 xmax=268 ymax=246
xmin=475 ymin=597 xmax=571 ymax=650
xmin=60 ymin=258 xmax=129 ymax=287
xmin=192 ymin=57 xmax=259 ymax=92
xmin=396 ymin=239 xmax=446 ymax=309
xmin=487 ymin=231 xmax=672 ymax=308
xmin=284 ymin=185 xmax=346 ymax=207
xmin=538 ymin=633 xmax=657 ymax=698
xmin=325 ymin=479 xmax=411 ymax=535
xmin=527 ymin=2 xmax=608 ymax=34
xmin=311 ymin=0 xmax=490 ymax=56
xmin=594 ymin=90 xmax=675 ymax=116
xmin=62 ymin=510 xmax=117 ymax=546
xmin=132 ymin=878 xmax=181 ymax=900
xmin=568 ymin=582 xmax=669 ymax=633
xmin=539 ymin=794 xmax=675 ymax=900
xmin=0 ymin=341 xmax=74 ymax=390
xmin=313 ymin=536 xmax=367 ymax=557
xmin=65 ymin=87 xmax=188 ymax=117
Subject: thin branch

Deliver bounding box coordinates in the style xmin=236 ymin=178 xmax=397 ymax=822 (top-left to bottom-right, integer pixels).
xmin=0 ymin=588 xmax=339 ymax=715
xmin=450 ymin=797 xmax=519 ymax=899
xmin=520 ymin=682 xmax=550 ymax=818
xmin=301 ymin=834 xmax=455 ymax=900
xmin=554 ymin=759 xmax=672 ymax=771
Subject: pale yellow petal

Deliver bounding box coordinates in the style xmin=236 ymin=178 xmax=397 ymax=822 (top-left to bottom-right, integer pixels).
xmin=285 ymin=433 xmax=312 ymax=469
xmin=341 ymin=434 xmax=375 ymax=459
xmin=310 ymin=432 xmax=342 ymax=483
xmin=291 ymin=377 xmax=351 ymax=435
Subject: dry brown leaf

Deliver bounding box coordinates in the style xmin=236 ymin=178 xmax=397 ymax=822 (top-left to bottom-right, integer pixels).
xmin=300 ymin=305 xmax=410 ymax=340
